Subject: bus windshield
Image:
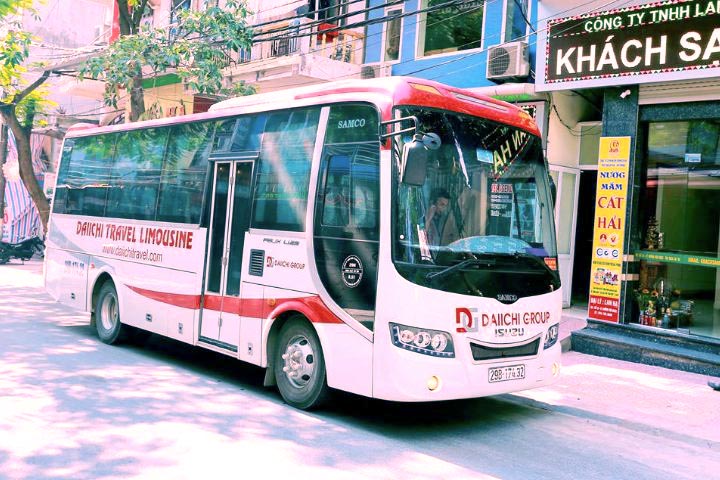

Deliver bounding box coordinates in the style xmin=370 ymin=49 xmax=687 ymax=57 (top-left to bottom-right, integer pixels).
xmin=392 ymin=107 xmax=560 ymax=302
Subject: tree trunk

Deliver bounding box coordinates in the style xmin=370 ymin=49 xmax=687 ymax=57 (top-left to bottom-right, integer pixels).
xmin=129 ymin=70 xmax=146 ymax=122
xmin=118 ymin=0 xmax=148 ymax=122
xmin=0 ymin=108 xmax=50 ymax=235
xmin=0 ymin=124 xmax=7 ymax=240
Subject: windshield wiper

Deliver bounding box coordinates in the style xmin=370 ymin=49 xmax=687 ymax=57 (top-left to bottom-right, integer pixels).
xmin=504 ymin=251 xmax=556 ymax=275
xmin=426 ymin=257 xmax=495 ymax=283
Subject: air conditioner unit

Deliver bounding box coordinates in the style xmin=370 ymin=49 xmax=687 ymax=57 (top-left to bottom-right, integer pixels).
xmin=360 ymin=63 xmax=393 ymax=79
xmin=486 ymin=41 xmax=529 ymax=80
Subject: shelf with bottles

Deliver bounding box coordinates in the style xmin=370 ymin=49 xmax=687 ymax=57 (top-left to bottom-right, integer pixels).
xmin=633 ymin=278 xmax=694 ymax=329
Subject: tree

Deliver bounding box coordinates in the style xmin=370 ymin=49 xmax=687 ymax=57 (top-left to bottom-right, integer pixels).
xmin=0 ymin=2 xmax=55 ymax=234
xmin=82 ymin=0 xmax=254 ymax=122
xmin=0 ymin=0 xmax=32 ymax=17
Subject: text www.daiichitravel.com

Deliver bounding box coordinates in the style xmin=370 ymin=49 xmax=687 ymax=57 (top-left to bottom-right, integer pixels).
xmin=102 ymin=244 xmax=164 ymax=263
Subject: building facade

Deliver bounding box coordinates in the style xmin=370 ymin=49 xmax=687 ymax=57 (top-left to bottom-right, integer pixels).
xmin=363 ymin=0 xmax=535 ymax=87
xmin=534 ymin=0 xmax=720 ymax=343
xmin=133 ymin=0 xmax=368 ymax=116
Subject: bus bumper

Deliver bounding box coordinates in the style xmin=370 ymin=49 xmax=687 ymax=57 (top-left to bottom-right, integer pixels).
xmin=372 ymin=341 xmax=562 ymax=402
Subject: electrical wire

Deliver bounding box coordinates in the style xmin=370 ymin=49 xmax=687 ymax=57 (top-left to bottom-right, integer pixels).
xmin=257 ymin=0 xmax=629 ymax=91
xmin=252 ymin=0 xmax=370 ymax=30
xmin=252 ymin=0 xmax=470 ymax=44
xmin=419 ymin=0 xmax=634 ymax=83
xmin=41 ymin=0 xmax=631 ymax=127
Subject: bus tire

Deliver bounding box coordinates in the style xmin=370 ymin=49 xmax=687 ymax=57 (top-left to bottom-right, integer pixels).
xmin=95 ymin=282 xmax=126 ymax=345
xmin=274 ymin=317 xmax=329 ymax=410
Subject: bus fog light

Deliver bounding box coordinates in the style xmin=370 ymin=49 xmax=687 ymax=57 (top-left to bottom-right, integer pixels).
xmin=389 ymin=323 xmax=455 ymax=358
xmin=427 ymin=375 xmax=441 ymax=391
xmin=552 ymin=362 xmax=560 ymax=376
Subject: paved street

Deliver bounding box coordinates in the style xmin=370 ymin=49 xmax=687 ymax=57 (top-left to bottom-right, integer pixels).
xmin=1 ymin=259 xmax=719 ymax=480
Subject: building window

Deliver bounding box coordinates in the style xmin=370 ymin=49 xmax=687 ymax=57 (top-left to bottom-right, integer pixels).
xmin=636 ymin=119 xmax=720 ymax=338
xmin=383 ymin=7 xmax=402 ymax=62
xmin=503 ymin=0 xmax=529 ymax=42
xmin=417 ymin=0 xmax=484 ymax=57
xmin=198 ymin=0 xmax=219 ymax=10
xmin=170 ymin=0 xmax=191 ymax=25
xmin=306 ymin=0 xmax=348 ymax=26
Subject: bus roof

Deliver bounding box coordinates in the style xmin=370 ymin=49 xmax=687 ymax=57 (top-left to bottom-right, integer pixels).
xmin=211 ymin=76 xmax=539 ymax=136
xmin=66 ymin=76 xmax=539 ymax=139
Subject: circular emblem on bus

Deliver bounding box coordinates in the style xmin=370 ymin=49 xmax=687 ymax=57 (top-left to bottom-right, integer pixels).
xmin=341 ymin=255 xmax=363 ymax=288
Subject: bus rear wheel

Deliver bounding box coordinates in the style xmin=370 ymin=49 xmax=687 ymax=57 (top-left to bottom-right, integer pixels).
xmin=274 ymin=317 xmax=329 ymax=410
xmin=95 ymin=282 xmax=126 ymax=345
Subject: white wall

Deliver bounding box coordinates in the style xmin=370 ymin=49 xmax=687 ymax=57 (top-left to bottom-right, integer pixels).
xmin=545 ymin=91 xmax=597 ymax=168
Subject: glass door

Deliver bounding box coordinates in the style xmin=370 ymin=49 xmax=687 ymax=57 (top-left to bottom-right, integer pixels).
xmin=200 ymin=160 xmax=254 ymax=349
xmin=638 ymin=120 xmax=720 ymax=339
xmin=550 ymin=165 xmax=580 ymax=308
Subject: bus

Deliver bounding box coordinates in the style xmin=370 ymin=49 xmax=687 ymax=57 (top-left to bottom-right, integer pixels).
xmin=45 ymin=76 xmax=562 ymax=410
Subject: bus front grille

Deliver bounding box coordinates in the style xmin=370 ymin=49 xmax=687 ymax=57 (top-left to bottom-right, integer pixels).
xmin=469 ymin=338 xmax=540 ymax=361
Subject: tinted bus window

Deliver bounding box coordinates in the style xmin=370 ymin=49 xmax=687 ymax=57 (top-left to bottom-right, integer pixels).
xmin=325 ymin=104 xmax=379 ymax=144
xmin=319 ymin=146 xmax=379 ymax=236
xmin=106 ymin=128 xmax=168 ymax=221
xmin=52 ymin=139 xmax=75 ymax=214
xmin=212 ymin=115 xmax=266 ymax=154
xmin=252 ymin=108 xmax=320 ymax=231
xmin=54 ymin=135 xmax=117 ymax=216
xmin=157 ymin=121 xmax=214 ymax=223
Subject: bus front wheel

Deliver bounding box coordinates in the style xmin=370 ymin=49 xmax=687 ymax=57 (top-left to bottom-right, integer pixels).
xmin=95 ymin=282 xmax=126 ymax=345
xmin=274 ymin=317 xmax=329 ymax=410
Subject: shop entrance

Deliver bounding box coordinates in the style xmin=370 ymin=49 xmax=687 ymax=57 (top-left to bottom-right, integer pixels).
xmin=571 ymin=169 xmax=597 ymax=307
xmin=637 ymin=120 xmax=720 ymax=339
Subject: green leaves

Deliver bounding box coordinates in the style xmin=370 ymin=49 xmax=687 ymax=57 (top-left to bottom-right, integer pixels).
xmin=0 ymin=0 xmax=33 ymax=18
xmin=80 ymin=0 xmax=254 ymax=119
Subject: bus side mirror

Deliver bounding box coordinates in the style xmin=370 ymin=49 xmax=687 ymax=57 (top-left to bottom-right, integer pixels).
xmin=401 ymin=135 xmax=428 ymax=186
xmin=548 ymin=174 xmax=557 ymax=207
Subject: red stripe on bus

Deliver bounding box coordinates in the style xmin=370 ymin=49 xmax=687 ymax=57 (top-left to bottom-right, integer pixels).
xmin=203 ymin=294 xmax=243 ymax=314
xmin=126 ymin=285 xmax=344 ymax=324
xmin=267 ymin=296 xmax=344 ymax=324
xmin=126 ymin=285 xmax=201 ymax=309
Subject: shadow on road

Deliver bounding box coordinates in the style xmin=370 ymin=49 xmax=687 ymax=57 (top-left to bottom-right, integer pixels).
xmin=4 ymin=262 xmax=712 ymax=480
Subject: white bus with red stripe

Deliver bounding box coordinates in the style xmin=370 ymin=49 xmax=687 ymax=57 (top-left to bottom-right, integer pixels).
xmin=45 ymin=77 xmax=562 ymax=409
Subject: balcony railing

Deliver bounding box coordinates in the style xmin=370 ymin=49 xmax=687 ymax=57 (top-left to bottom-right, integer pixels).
xmin=254 ymin=18 xmax=363 ymax=64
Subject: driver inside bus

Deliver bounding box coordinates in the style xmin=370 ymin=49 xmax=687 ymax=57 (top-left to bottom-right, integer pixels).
xmin=425 ymin=188 xmax=460 ymax=246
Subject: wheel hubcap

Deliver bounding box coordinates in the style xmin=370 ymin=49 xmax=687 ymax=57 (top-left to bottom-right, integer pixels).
xmin=281 ymin=334 xmax=315 ymax=388
xmin=100 ymin=293 xmax=118 ymax=331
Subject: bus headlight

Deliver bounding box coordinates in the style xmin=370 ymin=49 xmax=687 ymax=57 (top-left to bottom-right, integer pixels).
xmin=390 ymin=323 xmax=455 ymax=358
xmin=544 ymin=323 xmax=559 ymax=349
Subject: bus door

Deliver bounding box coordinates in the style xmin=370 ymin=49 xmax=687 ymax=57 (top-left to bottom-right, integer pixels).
xmin=200 ymin=160 xmax=254 ymax=350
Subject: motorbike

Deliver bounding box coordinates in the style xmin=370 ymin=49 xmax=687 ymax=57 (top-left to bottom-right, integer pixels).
xmin=0 ymin=236 xmax=45 ymax=264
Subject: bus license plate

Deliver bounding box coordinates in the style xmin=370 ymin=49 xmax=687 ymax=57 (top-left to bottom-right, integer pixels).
xmin=488 ymin=364 xmax=525 ymax=383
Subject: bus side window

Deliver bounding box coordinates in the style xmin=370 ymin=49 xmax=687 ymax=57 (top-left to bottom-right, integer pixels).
xmin=59 ymin=135 xmax=116 ymax=217
xmin=252 ymin=108 xmax=321 ymax=231
xmin=351 ymin=156 xmax=379 ymax=230
xmin=322 ymin=155 xmax=351 ymax=227
xmin=52 ymin=140 xmax=75 ymax=214
xmin=316 ymin=146 xmax=379 ymax=240
xmin=106 ymin=128 xmax=167 ymax=221
xmin=211 ymin=115 xmax=265 ymax=154
xmin=158 ymin=121 xmax=214 ymax=224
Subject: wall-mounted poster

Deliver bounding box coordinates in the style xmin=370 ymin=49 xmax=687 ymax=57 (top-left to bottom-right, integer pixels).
xmin=588 ymin=137 xmax=631 ymax=322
